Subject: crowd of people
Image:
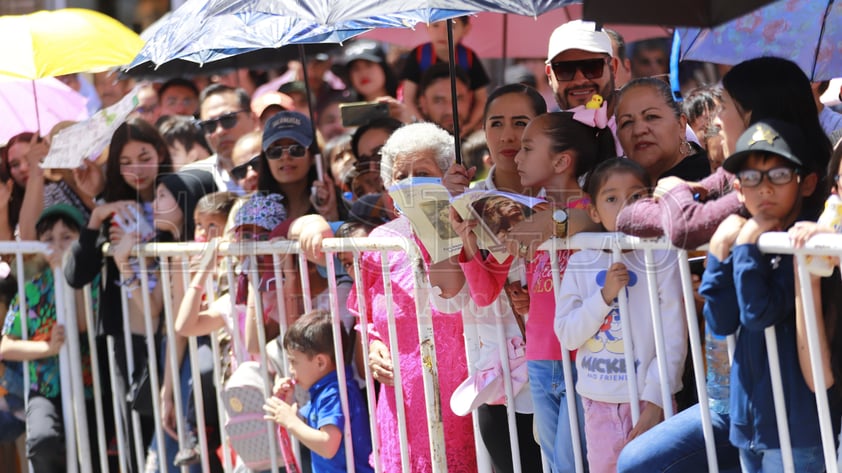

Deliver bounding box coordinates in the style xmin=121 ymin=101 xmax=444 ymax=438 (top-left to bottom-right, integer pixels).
xmin=1 ymin=13 xmax=842 ymax=473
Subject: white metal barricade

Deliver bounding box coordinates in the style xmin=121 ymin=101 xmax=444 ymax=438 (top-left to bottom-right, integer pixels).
xmin=14 ymin=229 xmax=842 ymax=473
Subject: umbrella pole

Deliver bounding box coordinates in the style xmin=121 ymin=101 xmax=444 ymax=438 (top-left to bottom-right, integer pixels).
xmin=31 ymin=80 xmax=42 ymax=137
xmin=446 ymin=19 xmax=463 ymax=165
xmin=298 ymin=44 xmax=326 ymax=182
xmin=500 ymin=14 xmax=509 ymax=86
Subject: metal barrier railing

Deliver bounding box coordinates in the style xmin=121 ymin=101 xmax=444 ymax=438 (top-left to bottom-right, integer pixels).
xmin=6 ymin=230 xmax=842 ymax=473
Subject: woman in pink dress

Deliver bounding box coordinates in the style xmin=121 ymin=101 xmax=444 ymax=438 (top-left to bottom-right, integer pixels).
xmin=349 ymin=122 xmax=478 ymax=472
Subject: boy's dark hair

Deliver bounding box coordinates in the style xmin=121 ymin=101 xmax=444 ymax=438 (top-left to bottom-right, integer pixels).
xmin=283 ymin=310 xmax=338 ymax=364
xmin=682 ymin=86 xmax=721 ymax=130
xmin=0 ymin=266 xmax=17 ymax=309
xmin=585 ymin=157 xmax=651 ymax=199
xmin=195 ymin=191 xmax=239 ymax=218
xmin=158 ymin=78 xmax=200 ymax=103
xmin=335 ymin=220 xmax=374 ymax=238
xmin=418 ymin=62 xmax=471 ymax=98
xmin=35 ymin=213 xmax=82 ymax=239
xmin=156 ymin=115 xmax=212 ymax=155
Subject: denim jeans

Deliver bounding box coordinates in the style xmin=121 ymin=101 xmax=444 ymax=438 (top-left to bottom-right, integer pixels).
xmin=740 ymin=444 xmax=826 ymax=473
xmin=527 ymin=360 xmax=587 ymax=473
xmin=616 ymin=403 xmax=740 ymax=473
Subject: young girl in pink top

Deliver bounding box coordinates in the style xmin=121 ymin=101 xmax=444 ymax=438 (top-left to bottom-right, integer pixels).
xmin=459 ymin=111 xmax=614 ymax=472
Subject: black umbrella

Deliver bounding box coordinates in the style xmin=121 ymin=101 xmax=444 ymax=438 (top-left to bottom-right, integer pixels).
xmin=583 ymin=0 xmax=777 ymax=27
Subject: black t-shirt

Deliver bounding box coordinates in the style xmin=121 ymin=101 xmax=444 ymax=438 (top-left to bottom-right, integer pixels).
xmin=660 ymin=147 xmax=712 ymax=182
xmin=400 ymin=42 xmax=490 ymax=90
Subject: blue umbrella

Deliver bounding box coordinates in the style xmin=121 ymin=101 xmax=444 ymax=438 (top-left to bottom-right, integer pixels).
xmin=205 ymin=0 xmax=571 ymax=24
xmin=677 ymin=0 xmax=842 ymax=80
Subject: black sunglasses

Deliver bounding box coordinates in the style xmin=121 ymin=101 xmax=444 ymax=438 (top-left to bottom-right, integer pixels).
xmin=230 ymin=155 xmax=260 ymax=180
xmin=266 ymin=144 xmax=307 ymax=160
xmin=550 ymin=58 xmax=608 ymax=82
xmin=198 ymin=110 xmax=245 ymax=134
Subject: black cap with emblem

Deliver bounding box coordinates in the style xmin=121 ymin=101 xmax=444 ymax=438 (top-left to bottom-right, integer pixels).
xmin=722 ymin=119 xmax=806 ymax=173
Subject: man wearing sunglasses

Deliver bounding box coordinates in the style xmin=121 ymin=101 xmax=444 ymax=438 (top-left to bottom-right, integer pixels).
xmin=545 ymin=20 xmax=619 ymax=115
xmin=186 ymin=84 xmax=260 ymax=194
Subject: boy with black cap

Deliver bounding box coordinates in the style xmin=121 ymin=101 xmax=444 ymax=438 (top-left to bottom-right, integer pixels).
xmin=0 ymin=204 xmax=101 ymax=473
xmin=700 ymin=120 xmax=834 ymax=472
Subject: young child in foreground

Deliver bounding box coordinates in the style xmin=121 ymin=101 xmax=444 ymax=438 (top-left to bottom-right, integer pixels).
xmin=263 ymin=310 xmax=373 ymax=473
xmin=555 ymin=158 xmax=688 ymax=473
xmin=701 ymin=120 xmax=833 ymax=472
xmin=0 ymin=204 xmax=98 ymax=472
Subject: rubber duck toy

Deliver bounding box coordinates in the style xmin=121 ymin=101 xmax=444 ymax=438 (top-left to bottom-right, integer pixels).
xmin=586 ymin=94 xmax=603 ymax=110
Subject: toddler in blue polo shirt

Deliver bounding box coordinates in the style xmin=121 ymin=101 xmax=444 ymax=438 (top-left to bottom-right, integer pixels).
xmin=264 ymin=310 xmax=373 ymax=473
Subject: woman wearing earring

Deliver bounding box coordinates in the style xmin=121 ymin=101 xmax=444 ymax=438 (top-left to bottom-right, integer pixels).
xmin=615 ymin=78 xmax=711 ymax=183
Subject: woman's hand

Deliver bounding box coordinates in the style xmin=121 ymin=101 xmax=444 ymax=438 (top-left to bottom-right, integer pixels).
xmin=375 ymin=96 xmax=414 ymax=124
xmin=709 ymin=214 xmax=747 ymax=261
xmin=626 ymin=402 xmax=664 ymax=443
xmin=111 ymin=231 xmax=140 ymax=268
xmin=789 ymin=220 xmax=835 ymax=249
xmin=312 ymin=175 xmax=339 ymax=221
xmin=89 ymin=200 xmax=136 ymax=231
xmin=25 ymin=134 xmax=48 ymax=179
xmin=72 ymin=162 xmax=105 ymax=199
xmin=449 ymin=206 xmax=478 ymax=259
xmin=442 ymin=164 xmax=476 ymax=197
xmin=273 ymin=376 xmax=295 ymax=404
xmin=368 ymin=339 xmax=394 ymax=386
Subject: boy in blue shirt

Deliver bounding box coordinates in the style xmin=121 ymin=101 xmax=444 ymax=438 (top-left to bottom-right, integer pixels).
xmin=264 ymin=310 xmax=373 ymax=473
xmin=701 ymin=120 xmax=838 ymax=472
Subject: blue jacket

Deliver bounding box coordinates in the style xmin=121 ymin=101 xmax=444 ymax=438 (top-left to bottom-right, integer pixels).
xmin=700 ymin=244 xmax=826 ymax=450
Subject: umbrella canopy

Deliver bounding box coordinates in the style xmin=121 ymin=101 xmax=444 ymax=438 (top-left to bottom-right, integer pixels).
xmin=0 ymin=77 xmax=89 ymax=143
xmin=677 ymin=0 xmax=842 ymax=80
xmin=583 ymin=0 xmax=776 ymax=27
xmin=205 ymin=0 xmax=575 ymax=24
xmin=125 ymin=0 xmax=468 ymax=78
xmin=0 ymin=8 xmax=144 ymax=79
xmin=361 ymin=7 xmax=671 ymax=59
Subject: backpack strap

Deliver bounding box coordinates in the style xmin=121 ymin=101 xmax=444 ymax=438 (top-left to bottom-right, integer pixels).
xmin=418 ymin=43 xmax=436 ymax=72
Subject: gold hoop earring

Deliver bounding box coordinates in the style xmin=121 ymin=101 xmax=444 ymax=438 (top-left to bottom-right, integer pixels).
xmin=680 ymin=138 xmax=692 ymax=156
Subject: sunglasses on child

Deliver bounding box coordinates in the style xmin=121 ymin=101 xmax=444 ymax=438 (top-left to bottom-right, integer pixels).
xmin=736 ymin=166 xmax=799 ymax=187
xmin=230 ymin=155 xmax=260 ymax=180
xmin=198 ymin=110 xmax=246 ymax=134
xmin=265 ymin=144 xmax=307 ymax=160
xmin=550 ymin=58 xmax=608 ymax=82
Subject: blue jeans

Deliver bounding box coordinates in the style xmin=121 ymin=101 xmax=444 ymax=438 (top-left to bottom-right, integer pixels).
xmin=617 ymin=403 xmax=740 ymax=473
xmin=527 ymin=360 xmax=587 ymax=473
xmin=740 ymin=445 xmax=826 ymax=473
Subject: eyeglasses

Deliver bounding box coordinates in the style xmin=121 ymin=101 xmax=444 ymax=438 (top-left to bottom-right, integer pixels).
xmin=737 ymin=166 xmax=799 ymax=187
xmin=198 ymin=110 xmax=246 ymax=134
xmin=230 ymin=155 xmax=260 ymax=180
xmin=550 ymin=58 xmax=608 ymax=82
xmin=265 ymin=144 xmax=307 ymax=160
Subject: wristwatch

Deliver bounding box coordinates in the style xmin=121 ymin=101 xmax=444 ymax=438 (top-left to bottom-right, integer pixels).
xmin=552 ymin=208 xmax=568 ymax=239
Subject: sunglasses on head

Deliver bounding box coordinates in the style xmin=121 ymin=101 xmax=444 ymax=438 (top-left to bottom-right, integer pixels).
xmin=198 ymin=110 xmax=245 ymax=134
xmin=737 ymin=166 xmax=799 ymax=188
xmin=550 ymin=57 xmax=608 ymax=82
xmin=230 ymin=155 xmax=260 ymax=180
xmin=266 ymin=144 xmax=307 ymax=160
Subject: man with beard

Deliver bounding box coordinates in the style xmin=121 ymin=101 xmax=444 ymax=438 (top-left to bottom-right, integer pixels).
xmin=546 ymin=20 xmax=618 ymax=114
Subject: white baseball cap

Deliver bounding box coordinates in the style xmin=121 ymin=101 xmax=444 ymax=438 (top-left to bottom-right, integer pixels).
xmin=546 ymin=20 xmax=614 ymax=64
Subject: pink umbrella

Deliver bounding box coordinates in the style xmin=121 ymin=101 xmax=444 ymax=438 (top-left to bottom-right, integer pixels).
xmin=0 ymin=77 xmax=88 ymax=143
xmin=361 ymin=6 xmax=672 ymax=59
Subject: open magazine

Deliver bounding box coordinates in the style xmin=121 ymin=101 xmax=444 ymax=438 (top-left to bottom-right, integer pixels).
xmin=389 ymin=177 xmax=545 ymax=264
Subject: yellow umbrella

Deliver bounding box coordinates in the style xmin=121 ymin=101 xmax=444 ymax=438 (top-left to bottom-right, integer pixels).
xmin=0 ymin=8 xmax=144 ymax=79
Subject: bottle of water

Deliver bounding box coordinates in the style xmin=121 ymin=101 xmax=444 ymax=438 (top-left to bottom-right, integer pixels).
xmin=705 ymin=325 xmax=730 ymax=415
xmin=806 ymin=194 xmax=842 ymax=276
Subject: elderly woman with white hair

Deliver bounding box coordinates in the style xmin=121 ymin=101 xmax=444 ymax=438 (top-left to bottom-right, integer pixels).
xmin=349 ymin=122 xmax=478 ymax=472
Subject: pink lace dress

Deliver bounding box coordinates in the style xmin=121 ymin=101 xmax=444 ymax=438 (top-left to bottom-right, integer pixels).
xmin=349 ymin=217 xmax=478 ymax=473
